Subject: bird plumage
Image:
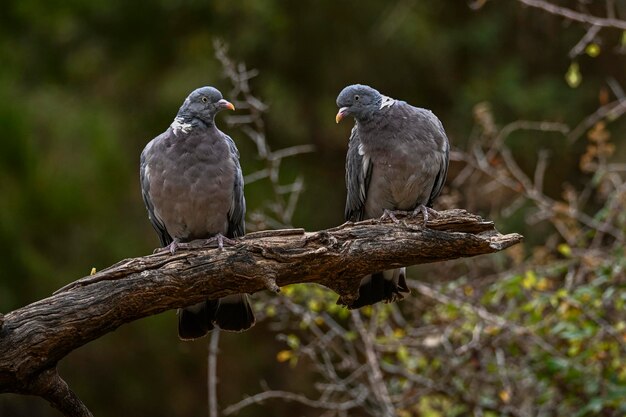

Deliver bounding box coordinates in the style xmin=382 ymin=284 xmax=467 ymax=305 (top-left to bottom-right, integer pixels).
xmin=140 ymin=86 xmax=254 ymax=339
xmin=338 ymin=84 xmax=450 ymax=308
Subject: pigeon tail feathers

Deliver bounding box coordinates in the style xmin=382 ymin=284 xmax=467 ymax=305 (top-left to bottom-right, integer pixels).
xmin=347 ymin=268 xmax=410 ymax=309
xmin=212 ymin=294 xmax=256 ymax=332
xmin=177 ymin=300 xmax=218 ymax=340
xmin=177 ymin=294 xmax=255 ymax=339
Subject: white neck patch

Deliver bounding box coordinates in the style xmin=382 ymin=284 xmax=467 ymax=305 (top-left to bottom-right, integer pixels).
xmin=380 ymin=95 xmax=396 ymax=109
xmin=171 ymin=116 xmax=193 ymax=136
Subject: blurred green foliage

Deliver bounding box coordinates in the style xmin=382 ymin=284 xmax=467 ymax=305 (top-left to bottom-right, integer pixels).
xmin=1 ymin=1 xmax=625 ymax=416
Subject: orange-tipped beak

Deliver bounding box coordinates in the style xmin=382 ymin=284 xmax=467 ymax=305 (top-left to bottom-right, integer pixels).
xmin=335 ymin=107 xmax=348 ymax=123
xmin=218 ymin=99 xmax=235 ymax=111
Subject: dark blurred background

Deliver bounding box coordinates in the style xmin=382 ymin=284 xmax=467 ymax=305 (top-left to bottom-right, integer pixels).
xmin=1 ymin=1 xmax=625 ymax=416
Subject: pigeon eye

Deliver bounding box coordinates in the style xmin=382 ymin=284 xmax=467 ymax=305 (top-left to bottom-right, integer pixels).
xmin=201 ymin=97 xmax=209 ymax=103
xmin=354 ymin=95 xmax=360 ymax=101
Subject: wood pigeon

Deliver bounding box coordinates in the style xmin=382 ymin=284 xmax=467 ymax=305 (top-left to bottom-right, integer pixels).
xmin=140 ymin=86 xmax=255 ymax=339
xmin=336 ymin=84 xmax=450 ymax=308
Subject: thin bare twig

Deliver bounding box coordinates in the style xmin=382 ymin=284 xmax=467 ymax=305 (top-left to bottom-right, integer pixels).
xmin=223 ymin=389 xmax=367 ymax=415
xmin=351 ymin=311 xmax=395 ymax=417
xmin=208 ymin=329 xmax=220 ymax=417
xmin=213 ymin=39 xmax=314 ymax=230
xmin=567 ymin=98 xmax=626 ymax=143
xmin=410 ymin=282 xmax=570 ymax=360
xmin=494 ymin=120 xmax=569 ymax=149
xmin=569 ymin=25 xmax=602 ymax=59
xmin=517 ymin=0 xmax=626 ymax=29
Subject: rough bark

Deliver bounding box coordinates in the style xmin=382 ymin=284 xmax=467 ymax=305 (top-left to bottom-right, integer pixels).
xmin=0 ymin=209 xmax=522 ymax=416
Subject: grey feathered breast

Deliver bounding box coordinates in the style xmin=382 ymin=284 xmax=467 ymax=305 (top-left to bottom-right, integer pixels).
xmin=345 ymin=102 xmax=449 ymax=220
xmin=140 ymin=125 xmax=246 ymax=244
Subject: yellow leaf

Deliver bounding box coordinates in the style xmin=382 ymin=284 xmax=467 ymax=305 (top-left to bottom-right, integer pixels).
xmin=463 ymin=285 xmax=474 ymax=296
xmin=90 ymin=267 xmax=97 ymax=275
xmin=585 ymin=43 xmax=600 ymax=57
xmin=522 ymin=271 xmax=537 ymax=289
xmin=536 ymin=278 xmax=550 ymax=291
xmin=557 ymin=243 xmax=571 ymax=257
xmin=308 ymin=299 xmax=321 ymax=312
xmin=499 ymin=390 xmax=511 ymax=403
xmin=565 ymin=62 xmax=582 ymax=88
xmin=276 ymin=350 xmax=292 ymax=362
xmin=393 ymin=328 xmax=406 ymax=339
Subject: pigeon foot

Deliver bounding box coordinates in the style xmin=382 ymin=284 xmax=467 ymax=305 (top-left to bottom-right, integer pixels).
xmin=380 ymin=209 xmax=402 ymax=224
xmin=152 ymin=238 xmax=191 ymax=255
xmin=411 ymin=205 xmax=439 ymax=226
xmin=204 ymin=234 xmax=238 ymax=250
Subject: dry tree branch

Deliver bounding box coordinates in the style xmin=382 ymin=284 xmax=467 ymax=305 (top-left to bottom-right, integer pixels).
xmin=223 ymin=389 xmax=366 ymax=415
xmin=351 ymin=311 xmax=395 ymax=417
xmin=569 ymin=24 xmax=602 ymax=59
xmin=410 ymin=282 xmax=567 ymax=359
xmin=567 ymin=98 xmax=626 ymax=143
xmin=208 ymin=330 xmax=220 ymax=417
xmin=0 ymin=211 xmax=521 ymax=416
xmin=516 ymin=0 xmax=626 ymax=30
xmin=213 ymin=39 xmax=315 ymax=230
xmin=454 ymin=121 xmax=626 ymax=243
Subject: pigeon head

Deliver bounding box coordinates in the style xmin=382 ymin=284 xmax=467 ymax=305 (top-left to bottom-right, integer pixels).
xmin=177 ymin=86 xmax=235 ymax=124
xmin=335 ymin=84 xmax=382 ymax=123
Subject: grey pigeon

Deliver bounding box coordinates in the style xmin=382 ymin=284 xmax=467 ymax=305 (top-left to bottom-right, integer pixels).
xmin=336 ymin=84 xmax=449 ymax=308
xmin=140 ymin=86 xmax=255 ymax=339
